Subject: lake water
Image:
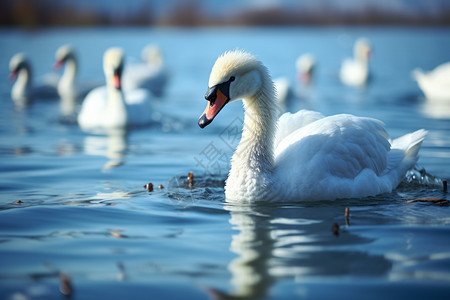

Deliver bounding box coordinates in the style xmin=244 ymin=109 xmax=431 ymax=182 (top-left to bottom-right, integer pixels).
xmin=0 ymin=27 xmax=449 ymax=299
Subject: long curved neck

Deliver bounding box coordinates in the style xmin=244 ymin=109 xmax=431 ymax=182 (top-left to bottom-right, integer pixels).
xmin=226 ymin=76 xmax=278 ymax=202
xmin=12 ymin=66 xmax=32 ymax=106
xmin=60 ymin=57 xmax=77 ymax=87
xmin=16 ymin=66 xmax=32 ymax=90
xmin=105 ymin=83 xmax=128 ymax=128
xmin=239 ymin=88 xmax=277 ymax=172
xmin=355 ymin=49 xmax=368 ymax=65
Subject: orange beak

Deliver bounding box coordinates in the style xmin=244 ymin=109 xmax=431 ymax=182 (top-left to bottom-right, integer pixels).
xmin=113 ymin=73 xmax=121 ymax=89
xmin=9 ymin=70 xmax=18 ymax=81
xmin=53 ymin=60 xmax=64 ymax=71
xmin=198 ymin=88 xmax=229 ymax=128
xmin=198 ymin=77 xmax=234 ymax=128
xmin=298 ymin=72 xmax=311 ymax=85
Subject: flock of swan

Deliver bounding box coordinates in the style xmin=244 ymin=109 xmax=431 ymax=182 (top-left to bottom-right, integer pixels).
xmin=9 ymin=44 xmax=168 ymax=122
xmin=8 ymin=38 xmax=450 ymax=203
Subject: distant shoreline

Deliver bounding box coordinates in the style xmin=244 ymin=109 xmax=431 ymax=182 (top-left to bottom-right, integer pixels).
xmin=1 ymin=2 xmax=449 ymax=28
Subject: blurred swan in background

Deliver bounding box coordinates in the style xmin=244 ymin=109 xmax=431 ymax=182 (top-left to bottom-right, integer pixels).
xmin=54 ymin=45 xmax=100 ymax=99
xmin=273 ymin=76 xmax=291 ymax=105
xmin=296 ymin=53 xmax=316 ymax=85
xmin=274 ymin=54 xmax=316 ymax=105
xmin=198 ymin=50 xmax=426 ymax=203
xmin=9 ymin=53 xmax=58 ymax=108
xmin=413 ymin=62 xmax=450 ymax=102
xmin=340 ymin=38 xmax=372 ymax=87
xmin=54 ymin=45 xmax=102 ymax=116
xmin=78 ymin=47 xmax=153 ymax=132
xmin=122 ymin=44 xmax=169 ymax=97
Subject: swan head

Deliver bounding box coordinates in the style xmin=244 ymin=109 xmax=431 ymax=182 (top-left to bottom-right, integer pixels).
xmin=198 ymin=50 xmax=268 ymax=128
xmin=354 ymin=38 xmax=372 ymax=61
xmin=9 ymin=53 xmax=30 ymax=81
xmin=141 ymin=44 xmax=163 ymax=66
xmin=103 ymin=47 xmax=125 ymax=90
xmin=54 ymin=44 xmax=76 ymax=70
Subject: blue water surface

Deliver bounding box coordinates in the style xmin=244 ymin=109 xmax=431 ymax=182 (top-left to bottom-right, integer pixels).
xmin=0 ymin=27 xmax=449 ymax=299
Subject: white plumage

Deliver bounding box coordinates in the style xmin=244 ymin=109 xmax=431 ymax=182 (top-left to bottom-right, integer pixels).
xmin=198 ymin=50 xmax=426 ymax=203
xmin=78 ymin=48 xmax=153 ymax=132
xmin=273 ymin=112 xmax=426 ymax=201
xmin=340 ymin=38 xmax=372 ymax=87
xmin=413 ymin=62 xmax=450 ymax=102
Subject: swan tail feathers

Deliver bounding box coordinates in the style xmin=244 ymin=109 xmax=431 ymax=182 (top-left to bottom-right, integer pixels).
xmin=382 ymin=129 xmax=427 ymax=189
xmin=391 ymin=129 xmax=427 ymax=172
xmin=393 ymin=129 xmax=427 ymax=159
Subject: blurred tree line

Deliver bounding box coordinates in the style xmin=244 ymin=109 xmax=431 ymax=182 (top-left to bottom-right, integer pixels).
xmin=1 ymin=0 xmax=449 ymax=27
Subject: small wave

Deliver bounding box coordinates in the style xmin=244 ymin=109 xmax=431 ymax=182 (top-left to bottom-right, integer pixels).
xmin=401 ymin=166 xmax=444 ymax=188
xmin=166 ymin=172 xmax=226 ymax=204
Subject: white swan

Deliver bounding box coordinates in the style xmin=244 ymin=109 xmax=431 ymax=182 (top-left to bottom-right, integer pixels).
xmin=198 ymin=50 xmax=427 ymax=203
xmin=340 ymin=38 xmax=372 ymax=87
xmin=9 ymin=53 xmax=58 ymax=108
xmin=296 ymin=53 xmax=316 ymax=85
xmin=78 ymin=48 xmax=153 ymax=132
xmin=413 ymin=62 xmax=450 ymax=102
xmin=122 ymin=45 xmax=168 ymax=97
xmin=54 ymin=45 xmax=99 ymax=100
xmin=54 ymin=45 xmax=79 ymax=101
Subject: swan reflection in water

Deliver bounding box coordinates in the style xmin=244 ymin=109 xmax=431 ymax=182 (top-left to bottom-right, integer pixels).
xmin=83 ymin=129 xmax=128 ymax=171
xmin=420 ymin=100 xmax=450 ymax=119
xmin=211 ymin=204 xmax=392 ymax=300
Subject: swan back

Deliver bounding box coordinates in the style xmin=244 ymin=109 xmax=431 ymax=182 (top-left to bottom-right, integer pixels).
xmin=273 ymin=114 xmax=425 ymax=201
xmin=413 ymin=62 xmax=450 ymax=101
xmin=274 ymin=110 xmax=324 ymax=149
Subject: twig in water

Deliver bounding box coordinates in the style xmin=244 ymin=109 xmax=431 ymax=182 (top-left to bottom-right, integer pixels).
xmin=345 ymin=207 xmax=350 ymax=226
xmin=407 ymin=197 xmax=449 ymax=206
xmin=59 ymin=273 xmax=72 ymax=297
xmin=332 ymin=223 xmax=340 ymax=236
xmin=188 ymin=171 xmax=194 ymax=187
xmin=144 ymin=182 xmax=154 ymax=192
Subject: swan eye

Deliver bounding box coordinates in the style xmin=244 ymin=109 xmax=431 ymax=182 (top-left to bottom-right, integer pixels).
xmin=229 ymin=76 xmax=235 ymax=82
